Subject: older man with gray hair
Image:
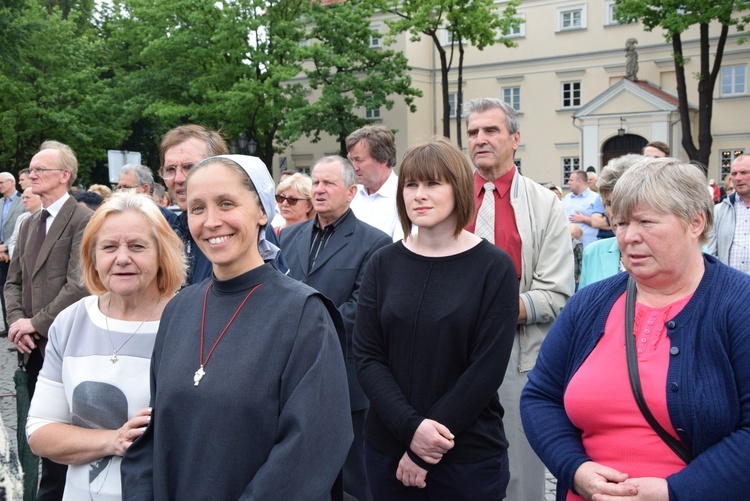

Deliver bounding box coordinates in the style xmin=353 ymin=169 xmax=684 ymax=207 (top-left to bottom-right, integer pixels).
xmin=464 ymin=97 xmax=574 ymax=501
xmin=117 ymin=164 xmax=176 ymax=224
xmin=0 ymin=172 xmax=23 ymax=336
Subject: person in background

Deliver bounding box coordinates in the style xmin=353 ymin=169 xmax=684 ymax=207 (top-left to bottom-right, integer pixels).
xmin=570 ymin=224 xmax=583 ymax=289
xmin=274 ymin=172 xmax=314 ymax=234
xmin=562 ymin=170 xmax=599 ymax=248
xmin=26 ymin=192 xmax=185 ymax=500
xmin=121 ymin=155 xmax=351 ymax=500
xmin=724 ymin=174 xmax=734 ymax=198
xmin=74 ymin=191 xmax=104 ymax=211
xmin=6 ymin=140 xmax=93 ymax=501
xmin=346 ymin=125 xmax=404 ymax=241
xmin=87 ymin=184 xmax=112 ymax=200
xmin=0 ymin=172 xmax=24 ymax=336
xmin=579 ymin=154 xmax=643 ymax=289
xmin=152 ymin=184 xmax=171 ymax=209
xmin=464 ymin=97 xmax=574 ymax=501
xmin=586 ymin=169 xmax=598 ymax=193
xmin=642 ymin=141 xmax=669 ymax=158
xmin=271 ymin=170 xmax=298 ymax=229
xmin=117 ymin=164 xmax=177 ymax=225
xmin=281 ymin=156 xmax=391 ymax=501
xmin=355 ymin=138 xmax=518 ymax=499
xmin=709 ymin=154 xmax=750 ymax=272
xmin=18 ymin=168 xmax=31 ymax=191
xmin=8 ymin=187 xmax=41 ymax=259
xmin=522 ymin=157 xmax=750 ymax=500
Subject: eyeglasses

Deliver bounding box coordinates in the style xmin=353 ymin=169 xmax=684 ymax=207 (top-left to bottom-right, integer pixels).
xmin=160 ymin=164 xmax=193 ymax=179
xmin=275 ymin=194 xmax=308 ymax=206
xmin=29 ymin=168 xmax=64 ymax=176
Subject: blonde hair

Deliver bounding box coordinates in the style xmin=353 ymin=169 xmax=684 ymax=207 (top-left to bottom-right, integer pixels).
xmin=88 ymin=184 xmax=112 ymax=199
xmin=81 ymin=192 xmax=186 ymax=295
xmin=276 ymin=172 xmax=315 ymax=219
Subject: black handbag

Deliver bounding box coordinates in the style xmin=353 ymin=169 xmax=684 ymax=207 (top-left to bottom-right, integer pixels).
xmin=625 ymin=276 xmax=693 ymax=464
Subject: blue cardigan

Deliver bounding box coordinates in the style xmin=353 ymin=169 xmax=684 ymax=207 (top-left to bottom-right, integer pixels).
xmin=521 ymin=255 xmax=750 ymax=500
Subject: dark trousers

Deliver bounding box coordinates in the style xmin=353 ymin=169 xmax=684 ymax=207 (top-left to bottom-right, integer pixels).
xmin=0 ymin=260 xmax=8 ymax=331
xmin=364 ymin=443 xmax=509 ymax=501
xmin=344 ymin=409 xmax=371 ymax=501
xmin=27 ymin=348 xmax=68 ymax=501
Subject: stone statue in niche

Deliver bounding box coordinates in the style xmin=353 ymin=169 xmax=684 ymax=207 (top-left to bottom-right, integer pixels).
xmin=625 ymin=38 xmax=639 ymax=80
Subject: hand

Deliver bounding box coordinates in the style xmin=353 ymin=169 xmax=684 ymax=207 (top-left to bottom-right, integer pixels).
xmin=573 ymin=461 xmax=636 ymax=500
xmin=111 ymin=407 xmax=151 ymax=456
xmin=9 ymin=318 xmax=39 ymax=354
xmin=591 ymin=478 xmax=668 ymax=501
xmin=410 ymin=419 xmax=454 ymax=464
xmin=396 ymin=452 xmax=427 ymax=488
xmin=569 ymin=211 xmax=589 ymax=224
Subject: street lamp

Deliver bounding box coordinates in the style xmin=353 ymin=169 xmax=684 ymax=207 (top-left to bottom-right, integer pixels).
xmin=237 ymin=133 xmax=258 ymax=156
xmin=617 ymin=117 xmax=626 ymax=137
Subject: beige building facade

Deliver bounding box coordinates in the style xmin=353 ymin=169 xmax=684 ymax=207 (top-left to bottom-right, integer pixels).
xmin=278 ymin=0 xmax=749 ymax=187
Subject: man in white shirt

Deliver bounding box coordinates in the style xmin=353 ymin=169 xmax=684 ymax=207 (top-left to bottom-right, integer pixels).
xmin=710 ymin=154 xmax=750 ymax=272
xmin=346 ymin=125 xmax=403 ymax=241
xmin=562 ymin=170 xmax=599 ymax=247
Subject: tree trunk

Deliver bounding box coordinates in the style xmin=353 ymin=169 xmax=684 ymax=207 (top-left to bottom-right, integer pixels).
xmin=672 ymin=33 xmax=699 ymax=162
xmin=455 ymin=37 xmax=465 ymax=149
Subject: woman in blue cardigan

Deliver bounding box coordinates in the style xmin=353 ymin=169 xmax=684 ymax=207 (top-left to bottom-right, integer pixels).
xmin=521 ymin=158 xmax=750 ymax=500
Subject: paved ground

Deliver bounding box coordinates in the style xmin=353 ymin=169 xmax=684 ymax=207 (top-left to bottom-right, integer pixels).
xmin=0 ymin=338 xmax=20 ymax=456
xmin=0 ymin=336 xmax=558 ymax=500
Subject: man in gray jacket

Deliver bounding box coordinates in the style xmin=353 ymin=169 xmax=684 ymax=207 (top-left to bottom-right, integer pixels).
xmin=709 ymin=154 xmax=750 ymax=272
xmin=465 ymin=98 xmax=574 ymax=501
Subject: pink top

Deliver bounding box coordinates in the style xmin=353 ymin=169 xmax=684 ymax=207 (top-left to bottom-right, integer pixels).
xmin=563 ymin=292 xmax=690 ymax=500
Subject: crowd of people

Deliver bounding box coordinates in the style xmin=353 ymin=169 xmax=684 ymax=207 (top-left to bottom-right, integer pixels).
xmin=0 ymin=95 xmax=748 ymax=501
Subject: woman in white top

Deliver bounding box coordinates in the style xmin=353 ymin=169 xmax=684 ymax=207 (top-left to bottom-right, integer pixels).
xmin=26 ymin=192 xmax=185 ymax=500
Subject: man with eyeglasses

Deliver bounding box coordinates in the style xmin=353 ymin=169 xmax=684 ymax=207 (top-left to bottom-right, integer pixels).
xmin=0 ymin=172 xmax=24 ymax=336
xmin=279 ymin=155 xmax=390 ymax=501
xmin=117 ymin=163 xmax=176 ymax=224
xmin=159 ymin=125 xmax=287 ymax=285
xmin=5 ymin=140 xmax=93 ymax=500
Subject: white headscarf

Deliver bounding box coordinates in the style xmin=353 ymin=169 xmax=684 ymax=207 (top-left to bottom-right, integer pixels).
xmin=216 ymin=154 xmax=280 ymax=262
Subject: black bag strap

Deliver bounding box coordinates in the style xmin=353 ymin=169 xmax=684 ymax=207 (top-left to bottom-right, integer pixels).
xmin=625 ymin=276 xmax=692 ymax=464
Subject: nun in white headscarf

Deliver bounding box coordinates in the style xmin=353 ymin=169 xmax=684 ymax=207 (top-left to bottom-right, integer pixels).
xmin=121 ymin=155 xmax=353 ymax=501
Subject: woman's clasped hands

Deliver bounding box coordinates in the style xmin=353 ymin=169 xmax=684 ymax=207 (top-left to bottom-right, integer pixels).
xmin=574 ymin=461 xmax=669 ymax=501
xmin=397 ymin=419 xmax=455 ymax=489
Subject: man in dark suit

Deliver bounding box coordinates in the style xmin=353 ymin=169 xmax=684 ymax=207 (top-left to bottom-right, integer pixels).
xmin=280 ymin=155 xmax=391 ymax=501
xmin=6 ymin=140 xmax=93 ymax=500
xmin=0 ymin=172 xmax=24 ymax=335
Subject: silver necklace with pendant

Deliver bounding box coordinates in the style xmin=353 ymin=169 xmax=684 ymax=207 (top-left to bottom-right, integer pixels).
xmin=105 ymin=296 xmax=160 ymax=363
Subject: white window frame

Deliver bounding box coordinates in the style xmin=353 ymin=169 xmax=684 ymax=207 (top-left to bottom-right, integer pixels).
xmin=369 ymin=26 xmax=382 ymax=48
xmin=562 ymin=157 xmax=580 ymax=186
xmin=604 ymin=0 xmax=620 ymax=25
xmin=448 ymin=92 xmax=457 ymax=118
xmin=721 ymin=64 xmax=746 ymax=97
xmin=503 ymin=86 xmax=521 ymax=111
xmin=561 ymin=81 xmax=582 ymax=109
xmin=442 ymin=28 xmax=455 ymax=46
xmin=556 ymin=4 xmax=587 ymax=32
xmin=365 ymin=106 xmax=381 ymax=120
xmin=501 ymin=13 xmax=526 ymax=38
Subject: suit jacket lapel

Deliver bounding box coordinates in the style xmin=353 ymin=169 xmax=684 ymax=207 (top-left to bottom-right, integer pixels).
xmin=33 ymin=197 xmax=76 ymax=276
xmin=308 ymin=215 xmax=355 ymax=276
xmin=289 ymin=221 xmax=313 ymax=277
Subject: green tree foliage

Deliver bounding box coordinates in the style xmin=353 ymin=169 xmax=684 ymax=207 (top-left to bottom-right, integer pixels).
xmin=382 ymin=0 xmax=521 ymax=140
xmin=615 ymin=0 xmax=750 ymax=169
xmin=284 ymin=0 xmax=422 ymax=155
xmin=0 ymin=0 xmax=122 ymax=183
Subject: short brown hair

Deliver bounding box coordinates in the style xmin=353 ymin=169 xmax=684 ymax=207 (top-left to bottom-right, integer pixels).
xmin=345 ymin=125 xmax=397 ymax=168
xmin=642 ymin=141 xmax=670 ymax=156
xmin=81 ymin=192 xmax=186 ymax=294
xmin=159 ymin=125 xmax=228 ymax=170
xmin=396 ymin=137 xmax=475 ymax=238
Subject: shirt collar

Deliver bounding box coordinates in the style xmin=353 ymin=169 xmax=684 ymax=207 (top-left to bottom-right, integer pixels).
xmin=474 ymin=166 xmax=516 ymax=198
xmin=314 ymin=207 xmax=352 ymax=232
xmin=356 ymin=170 xmax=398 ymax=199
xmin=43 ymin=192 xmax=70 ymax=219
